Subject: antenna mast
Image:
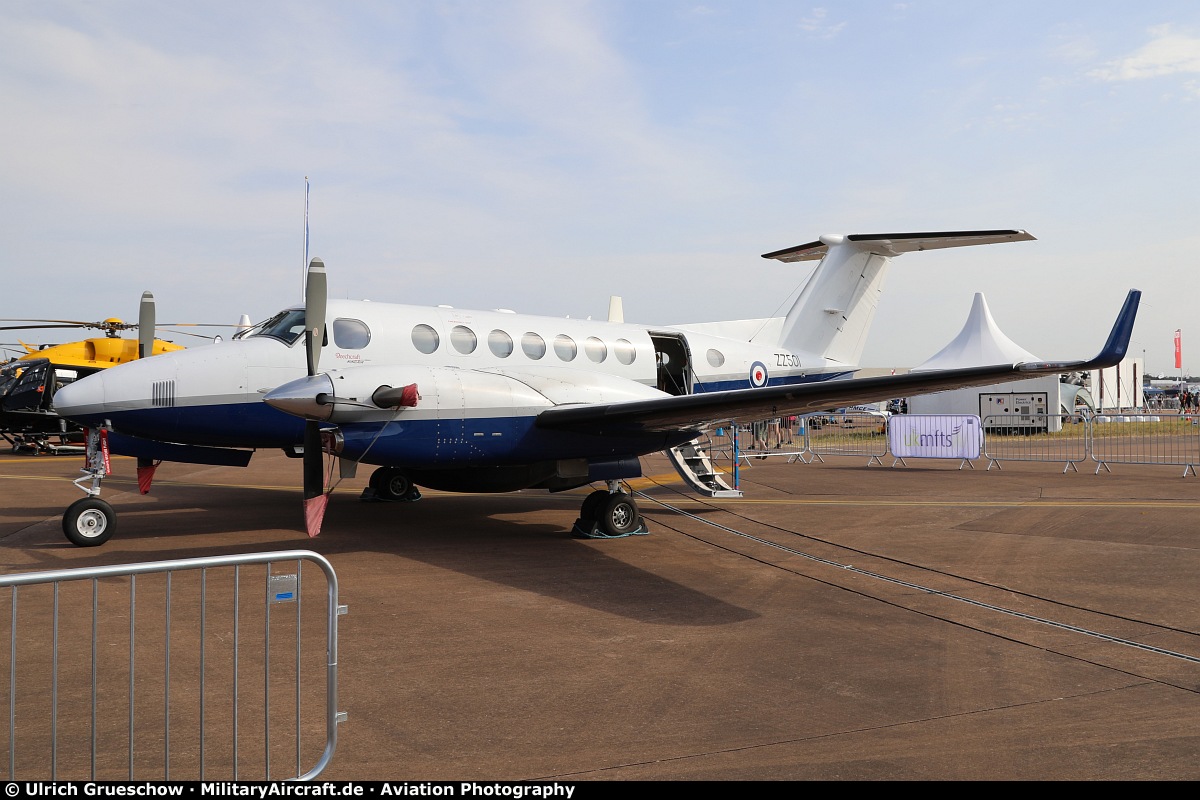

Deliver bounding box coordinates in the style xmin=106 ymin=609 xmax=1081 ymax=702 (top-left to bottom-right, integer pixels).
xmin=301 ymin=176 xmax=310 ymax=301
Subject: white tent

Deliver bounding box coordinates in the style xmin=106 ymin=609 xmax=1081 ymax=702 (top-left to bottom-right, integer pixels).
xmin=905 ymin=293 xmax=1069 ymax=430
xmin=911 ymin=292 xmax=1041 ymax=370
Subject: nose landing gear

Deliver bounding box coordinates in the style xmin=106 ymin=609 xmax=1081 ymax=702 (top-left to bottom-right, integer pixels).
xmin=62 ymin=427 xmax=116 ymax=546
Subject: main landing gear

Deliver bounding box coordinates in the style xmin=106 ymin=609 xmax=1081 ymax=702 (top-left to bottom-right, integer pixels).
xmin=361 ymin=467 xmax=422 ymax=503
xmin=572 ymin=481 xmax=649 ymax=539
xmin=62 ymin=427 xmax=116 ymax=547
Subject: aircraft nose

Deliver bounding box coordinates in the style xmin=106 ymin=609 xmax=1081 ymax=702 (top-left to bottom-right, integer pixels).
xmin=263 ymin=374 xmax=336 ymax=421
xmin=53 ymin=372 xmax=108 ymax=423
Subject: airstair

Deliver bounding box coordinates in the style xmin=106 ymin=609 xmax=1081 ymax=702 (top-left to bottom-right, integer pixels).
xmin=667 ymin=435 xmax=743 ymax=498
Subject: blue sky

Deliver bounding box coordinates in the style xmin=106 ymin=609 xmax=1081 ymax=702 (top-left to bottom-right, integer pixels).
xmin=2 ymin=2 xmax=1199 ymax=373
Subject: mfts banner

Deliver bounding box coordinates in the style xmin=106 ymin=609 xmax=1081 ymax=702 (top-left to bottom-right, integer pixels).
xmin=888 ymin=415 xmax=983 ymax=460
xmin=1176 ymin=329 xmax=1182 ymax=370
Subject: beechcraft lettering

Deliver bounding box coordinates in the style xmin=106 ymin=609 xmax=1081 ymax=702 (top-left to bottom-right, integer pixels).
xmin=51 ymin=229 xmax=1140 ymax=547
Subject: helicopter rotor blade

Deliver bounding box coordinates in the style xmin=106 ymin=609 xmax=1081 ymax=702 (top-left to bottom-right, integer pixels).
xmin=0 ymin=324 xmax=91 ymax=332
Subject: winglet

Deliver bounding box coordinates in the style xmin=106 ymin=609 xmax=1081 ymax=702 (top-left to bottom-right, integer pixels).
xmin=1018 ymin=289 xmax=1140 ymax=373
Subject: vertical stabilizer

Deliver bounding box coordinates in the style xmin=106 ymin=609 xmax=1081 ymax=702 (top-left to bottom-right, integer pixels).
xmin=761 ymin=230 xmax=1035 ymax=368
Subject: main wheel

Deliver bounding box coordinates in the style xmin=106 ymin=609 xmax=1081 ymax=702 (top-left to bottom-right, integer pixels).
xmin=63 ymin=498 xmax=116 ymax=547
xmin=370 ymin=467 xmax=419 ymax=502
xmin=597 ymin=493 xmax=640 ymax=537
xmin=579 ymin=489 xmax=610 ymax=523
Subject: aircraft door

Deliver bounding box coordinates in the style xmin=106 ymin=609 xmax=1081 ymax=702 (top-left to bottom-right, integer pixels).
xmin=649 ymin=333 xmax=693 ymax=396
xmin=3 ymin=360 xmax=54 ymax=413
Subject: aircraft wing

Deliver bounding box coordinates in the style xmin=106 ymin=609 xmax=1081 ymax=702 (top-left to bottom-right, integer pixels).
xmin=536 ymin=289 xmax=1140 ymax=435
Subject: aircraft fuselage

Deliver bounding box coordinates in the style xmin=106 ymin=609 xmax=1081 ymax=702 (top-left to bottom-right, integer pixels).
xmin=54 ymin=298 xmax=845 ymax=470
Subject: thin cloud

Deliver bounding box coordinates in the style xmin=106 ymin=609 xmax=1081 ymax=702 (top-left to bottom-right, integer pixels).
xmin=797 ymin=8 xmax=846 ymax=39
xmin=1089 ymin=25 xmax=1200 ymax=81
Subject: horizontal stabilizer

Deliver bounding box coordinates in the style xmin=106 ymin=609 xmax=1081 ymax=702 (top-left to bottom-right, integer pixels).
xmin=762 ymin=229 xmax=1035 ymax=263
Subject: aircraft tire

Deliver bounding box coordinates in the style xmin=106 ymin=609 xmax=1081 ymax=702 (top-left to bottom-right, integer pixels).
xmin=63 ymin=498 xmax=116 ymax=547
xmin=597 ymin=493 xmax=640 ymax=537
xmin=371 ymin=467 xmax=419 ymax=502
xmin=579 ymin=490 xmax=610 ymax=523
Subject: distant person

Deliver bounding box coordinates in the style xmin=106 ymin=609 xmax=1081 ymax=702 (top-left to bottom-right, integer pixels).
xmin=780 ymin=416 xmax=796 ymax=446
xmin=750 ymin=419 xmax=769 ymax=457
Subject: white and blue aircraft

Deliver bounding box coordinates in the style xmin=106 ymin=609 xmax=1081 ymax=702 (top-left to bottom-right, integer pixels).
xmin=53 ymin=229 xmax=1141 ymax=546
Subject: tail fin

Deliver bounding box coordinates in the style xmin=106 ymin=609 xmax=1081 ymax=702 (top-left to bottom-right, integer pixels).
xmin=761 ymin=230 xmax=1035 ymax=367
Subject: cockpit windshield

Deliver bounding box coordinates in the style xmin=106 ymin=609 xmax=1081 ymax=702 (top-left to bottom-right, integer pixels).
xmin=234 ymin=309 xmax=308 ymax=345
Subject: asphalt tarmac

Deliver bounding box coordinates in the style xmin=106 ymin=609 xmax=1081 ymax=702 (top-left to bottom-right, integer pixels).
xmin=2 ymin=446 xmax=1198 ymax=781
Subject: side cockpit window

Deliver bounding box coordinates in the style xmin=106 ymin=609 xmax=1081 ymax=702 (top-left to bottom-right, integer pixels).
xmin=238 ymin=309 xmax=308 ymax=345
xmin=332 ymin=318 xmax=371 ymax=350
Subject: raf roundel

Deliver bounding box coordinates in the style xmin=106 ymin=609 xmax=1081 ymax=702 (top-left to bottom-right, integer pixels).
xmin=749 ymin=361 xmax=769 ymax=388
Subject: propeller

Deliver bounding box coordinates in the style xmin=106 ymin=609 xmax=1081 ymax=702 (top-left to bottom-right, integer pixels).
xmin=302 ymin=258 xmax=329 ymax=537
xmin=138 ymin=292 xmax=155 ymax=359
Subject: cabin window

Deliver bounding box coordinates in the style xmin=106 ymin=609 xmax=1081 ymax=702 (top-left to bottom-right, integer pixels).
xmin=614 ymin=339 xmax=636 ymax=365
xmin=411 ymin=324 xmax=440 ymax=354
xmin=707 ymin=349 xmax=725 ymax=368
xmin=554 ymin=334 xmax=577 ymax=362
xmin=521 ymin=332 xmax=546 ymax=360
xmin=332 ymin=318 xmax=371 ymax=350
xmin=450 ymin=325 xmax=478 ymax=354
xmin=584 ymin=337 xmax=606 ymax=363
xmin=488 ymin=330 xmax=514 ymax=358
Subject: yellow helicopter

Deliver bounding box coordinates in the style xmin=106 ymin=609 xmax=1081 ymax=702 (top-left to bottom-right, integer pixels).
xmin=1 ymin=292 xmax=242 ymax=453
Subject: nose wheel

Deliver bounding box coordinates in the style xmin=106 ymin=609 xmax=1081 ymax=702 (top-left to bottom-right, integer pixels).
xmin=63 ymin=497 xmax=116 ymax=547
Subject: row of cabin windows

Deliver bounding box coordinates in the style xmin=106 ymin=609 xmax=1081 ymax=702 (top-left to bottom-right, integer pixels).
xmin=327 ymin=317 xmax=727 ymax=371
xmin=412 ymin=324 xmax=638 ymax=365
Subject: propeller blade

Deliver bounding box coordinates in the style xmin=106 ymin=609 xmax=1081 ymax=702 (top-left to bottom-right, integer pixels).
xmin=302 ymin=420 xmax=328 ymax=537
xmin=138 ymin=292 xmax=155 ymax=359
xmin=305 ymin=257 xmax=327 ymax=377
xmin=301 ymin=257 xmax=329 ymax=536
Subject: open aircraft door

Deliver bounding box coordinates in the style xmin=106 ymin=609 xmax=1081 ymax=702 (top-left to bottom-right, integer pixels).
xmin=650 ymin=332 xmax=694 ymax=396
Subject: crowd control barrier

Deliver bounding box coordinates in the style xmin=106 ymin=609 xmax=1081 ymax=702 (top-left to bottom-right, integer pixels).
xmin=982 ymin=413 xmax=1091 ymax=472
xmin=1 ymin=551 xmax=345 ymax=781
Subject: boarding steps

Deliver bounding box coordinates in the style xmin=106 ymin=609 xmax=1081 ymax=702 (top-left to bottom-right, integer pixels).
xmin=667 ymin=436 xmax=743 ymax=498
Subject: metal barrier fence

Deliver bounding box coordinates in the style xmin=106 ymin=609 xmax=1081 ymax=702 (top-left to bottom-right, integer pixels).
xmin=1089 ymin=414 xmax=1200 ymax=476
xmin=727 ymin=421 xmax=807 ymax=464
xmin=981 ymin=412 xmax=1200 ymax=475
xmin=1 ymin=550 xmax=345 ymax=782
xmin=982 ymin=413 xmax=1091 ymax=472
xmin=709 ymin=412 xmax=1200 ymax=479
xmin=802 ymin=412 xmax=888 ymax=465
